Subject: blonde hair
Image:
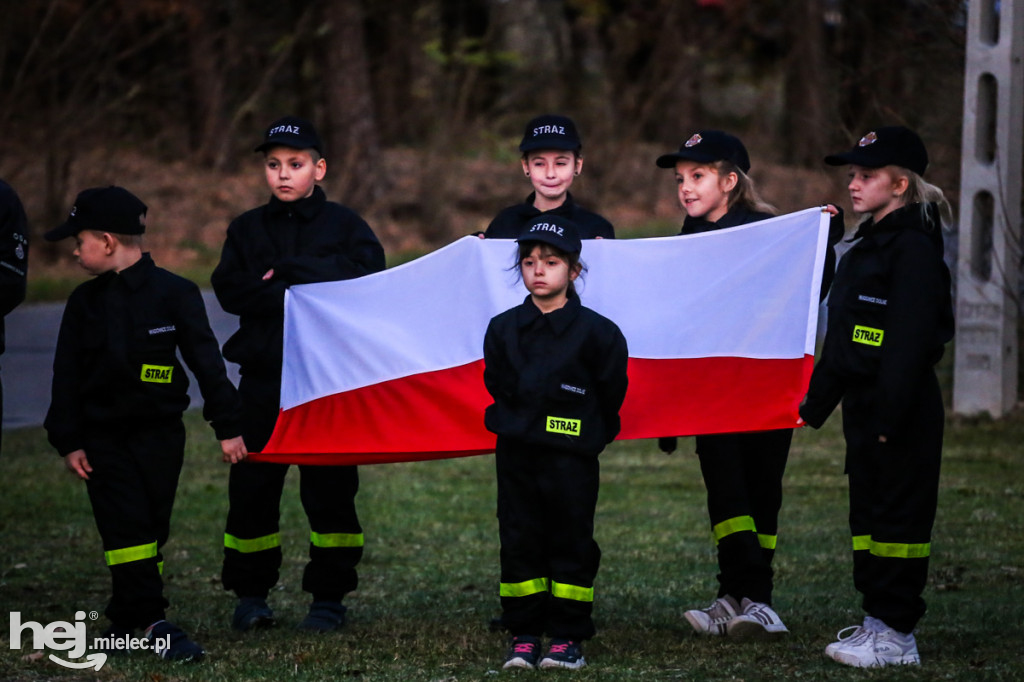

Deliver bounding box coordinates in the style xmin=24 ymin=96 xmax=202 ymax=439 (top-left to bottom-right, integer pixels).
xmin=713 ymin=161 xmax=777 ymax=215
xmin=897 ymin=168 xmax=953 ymax=229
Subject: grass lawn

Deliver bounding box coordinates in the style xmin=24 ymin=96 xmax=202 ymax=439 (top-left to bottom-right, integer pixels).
xmin=1 ymin=409 xmax=1021 ymax=681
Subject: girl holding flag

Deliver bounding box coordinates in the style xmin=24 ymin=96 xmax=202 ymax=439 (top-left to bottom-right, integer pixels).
xmin=654 ymin=130 xmax=842 ymax=640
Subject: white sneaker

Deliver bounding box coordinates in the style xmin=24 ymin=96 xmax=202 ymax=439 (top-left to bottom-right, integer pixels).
xmin=683 ymin=596 xmax=739 ymax=636
xmin=825 ymin=618 xmax=920 ymax=668
xmin=726 ymin=598 xmax=789 ymax=640
xmin=823 ymin=616 xmax=882 ymax=657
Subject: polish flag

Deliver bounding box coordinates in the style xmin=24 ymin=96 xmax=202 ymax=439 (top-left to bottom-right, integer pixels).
xmin=253 ymin=208 xmax=831 ymax=465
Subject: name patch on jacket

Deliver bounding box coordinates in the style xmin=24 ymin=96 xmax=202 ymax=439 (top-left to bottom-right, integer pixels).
xmin=852 ymin=325 xmax=884 ymax=346
xmin=560 ymin=383 xmax=586 ymax=396
xmin=148 ymin=325 xmax=176 ymax=335
xmin=141 ymin=364 xmax=173 ymax=383
xmin=547 ymin=417 xmax=581 ymax=436
xmin=857 ymin=295 xmax=887 ymax=305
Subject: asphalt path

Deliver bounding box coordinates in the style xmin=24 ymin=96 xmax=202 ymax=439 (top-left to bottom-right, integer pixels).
xmin=2 ymin=291 xmax=240 ymax=431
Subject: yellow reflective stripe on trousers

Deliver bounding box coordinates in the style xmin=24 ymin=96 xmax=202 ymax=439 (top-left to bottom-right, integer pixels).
xmin=551 ymin=581 xmax=594 ymax=603
xmin=757 ymin=534 xmax=777 ymax=550
xmin=713 ymin=515 xmax=757 ymax=544
xmin=851 ymin=535 xmax=930 ymax=558
xmin=852 ymin=535 xmax=871 ymax=551
xmin=870 ymin=540 xmax=930 ymax=559
xmin=310 ymin=531 xmax=364 ymax=548
xmin=104 ymin=542 xmax=158 ymax=566
xmin=500 ymin=577 xmax=549 ymax=598
xmin=224 ymin=532 xmax=281 ymax=553
xmin=157 ymin=561 xmax=164 ymax=575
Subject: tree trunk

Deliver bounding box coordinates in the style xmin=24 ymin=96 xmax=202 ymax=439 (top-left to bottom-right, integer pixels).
xmin=321 ymin=0 xmax=385 ymax=210
xmin=782 ymin=0 xmax=829 ymax=167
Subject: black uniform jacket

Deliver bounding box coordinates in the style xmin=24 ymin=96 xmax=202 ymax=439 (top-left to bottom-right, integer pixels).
xmin=799 ymin=203 xmax=954 ymax=438
xmin=484 ymin=192 xmax=615 ymax=239
xmin=681 ymin=204 xmax=844 ymax=301
xmin=211 ymin=186 xmax=385 ymax=375
xmin=45 ymin=254 xmax=242 ymax=456
xmin=0 ymin=180 xmax=29 ymax=355
xmin=483 ymin=293 xmax=629 ymax=456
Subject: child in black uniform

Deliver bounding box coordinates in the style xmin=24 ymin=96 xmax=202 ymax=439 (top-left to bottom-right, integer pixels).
xmin=44 ymin=186 xmax=246 ymax=662
xmin=213 ymin=116 xmax=385 ymax=633
xmin=484 ymin=114 xmax=615 ymax=239
xmin=0 ymin=178 xmax=29 ymax=454
xmin=483 ymin=214 xmax=628 ymax=670
xmin=800 ymin=126 xmax=954 ymax=668
xmin=655 ymin=130 xmax=842 ymax=640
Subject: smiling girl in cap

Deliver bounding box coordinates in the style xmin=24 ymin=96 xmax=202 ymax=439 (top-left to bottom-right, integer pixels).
xmin=655 ymin=129 xmax=843 ymax=642
xmin=482 ymin=114 xmax=615 ymax=240
xmin=483 ymin=214 xmax=628 ymax=671
xmin=800 ymin=126 xmax=954 ymax=668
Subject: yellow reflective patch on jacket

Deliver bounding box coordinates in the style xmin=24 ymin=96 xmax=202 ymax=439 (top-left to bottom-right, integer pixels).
xmin=310 ymin=531 xmax=364 ymax=548
xmin=104 ymin=542 xmax=158 ymax=566
xmin=546 ymin=417 xmax=581 ymax=436
xmin=500 ymin=577 xmax=549 ymax=598
xmin=140 ymin=364 xmax=173 ymax=383
xmin=852 ymin=325 xmax=884 ymax=346
xmin=551 ymin=581 xmax=594 ymax=603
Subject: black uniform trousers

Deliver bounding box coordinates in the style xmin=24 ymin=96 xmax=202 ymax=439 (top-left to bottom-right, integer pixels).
xmin=83 ymin=419 xmax=186 ymax=629
xmin=842 ymin=372 xmax=943 ymax=634
xmin=695 ymin=428 xmax=792 ymax=605
xmin=496 ymin=438 xmax=601 ymax=640
xmin=222 ymin=374 xmax=362 ymax=602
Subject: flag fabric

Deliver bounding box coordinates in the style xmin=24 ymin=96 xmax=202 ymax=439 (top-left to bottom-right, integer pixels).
xmin=253 ymin=207 xmax=831 ymax=465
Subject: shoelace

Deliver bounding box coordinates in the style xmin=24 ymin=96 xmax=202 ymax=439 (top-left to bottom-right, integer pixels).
xmin=835 ymin=625 xmax=873 ymax=645
xmin=548 ymin=642 xmax=571 ymax=654
xmin=513 ymin=641 xmax=536 ymax=653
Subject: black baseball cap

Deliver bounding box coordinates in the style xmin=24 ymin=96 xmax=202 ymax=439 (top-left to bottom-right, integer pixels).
xmin=45 ymin=186 xmax=147 ymax=241
xmin=516 ymin=214 xmax=582 ymax=255
xmin=254 ymin=115 xmax=324 ymax=156
xmin=824 ymin=126 xmax=929 ymax=176
xmin=656 ymin=130 xmax=751 ymax=174
xmin=519 ymin=114 xmax=582 ymax=153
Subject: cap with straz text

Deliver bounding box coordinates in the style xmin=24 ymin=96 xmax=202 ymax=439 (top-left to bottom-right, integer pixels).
xmin=254 ymin=116 xmax=324 ymax=156
xmin=516 ymin=214 xmax=582 ymax=254
xmin=519 ymin=114 xmax=582 ymax=153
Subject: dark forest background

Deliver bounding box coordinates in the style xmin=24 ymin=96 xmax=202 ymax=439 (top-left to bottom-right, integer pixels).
xmin=0 ymin=0 xmax=968 ymax=277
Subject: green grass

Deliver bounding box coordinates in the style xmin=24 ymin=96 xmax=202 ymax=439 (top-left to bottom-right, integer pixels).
xmin=1 ymin=410 xmax=1022 ymax=680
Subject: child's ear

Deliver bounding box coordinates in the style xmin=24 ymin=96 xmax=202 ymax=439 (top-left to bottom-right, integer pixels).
xmin=574 ymin=156 xmax=583 ymax=177
xmin=720 ymin=171 xmax=739 ymax=193
xmin=315 ymin=157 xmax=327 ymax=182
xmin=569 ymin=262 xmax=582 ymax=281
xmin=101 ymin=232 xmax=116 ymax=254
xmin=892 ymin=174 xmax=909 ymax=198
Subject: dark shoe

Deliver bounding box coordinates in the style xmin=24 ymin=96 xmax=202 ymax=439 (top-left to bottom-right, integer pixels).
xmin=296 ymin=601 xmax=347 ymax=633
xmin=232 ymin=597 xmax=276 ymax=632
xmin=539 ymin=638 xmax=586 ymax=670
xmin=96 ymin=624 xmax=135 ymax=657
xmin=145 ymin=620 xmax=205 ymax=662
xmin=502 ymin=634 xmax=542 ymax=670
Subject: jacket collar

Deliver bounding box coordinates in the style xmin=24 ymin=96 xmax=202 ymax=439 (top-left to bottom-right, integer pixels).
xmin=267 ymin=185 xmax=326 ymax=220
xmin=515 ymin=291 xmax=582 ymax=336
xmin=851 ymin=202 xmax=940 ymax=248
xmin=680 ymin=205 xmax=772 ymax=234
xmin=113 ymin=252 xmax=155 ymax=291
xmin=516 ymin=192 xmax=578 ymax=218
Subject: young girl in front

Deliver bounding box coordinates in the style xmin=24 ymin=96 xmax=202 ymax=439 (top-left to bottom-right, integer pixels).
xmin=800 ymin=126 xmax=954 ymax=668
xmin=654 ymin=130 xmax=842 ymax=640
xmin=483 ymin=214 xmax=628 ymax=670
xmin=483 ymin=114 xmax=615 ymax=239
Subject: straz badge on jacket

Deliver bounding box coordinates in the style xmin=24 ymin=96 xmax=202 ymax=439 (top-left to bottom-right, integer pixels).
xmin=546 ymin=416 xmax=581 ymax=436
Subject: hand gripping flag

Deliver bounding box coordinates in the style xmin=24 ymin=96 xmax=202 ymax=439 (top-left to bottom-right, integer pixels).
xmin=253 ymin=207 xmax=832 ymax=465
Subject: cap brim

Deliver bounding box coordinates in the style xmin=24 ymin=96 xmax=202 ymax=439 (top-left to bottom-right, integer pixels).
xmin=43 ymin=222 xmax=78 ymax=242
xmin=656 ymin=150 xmax=718 ymax=168
xmin=519 ymin=139 xmax=581 ymax=153
xmin=824 ymin=150 xmax=881 ymax=168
